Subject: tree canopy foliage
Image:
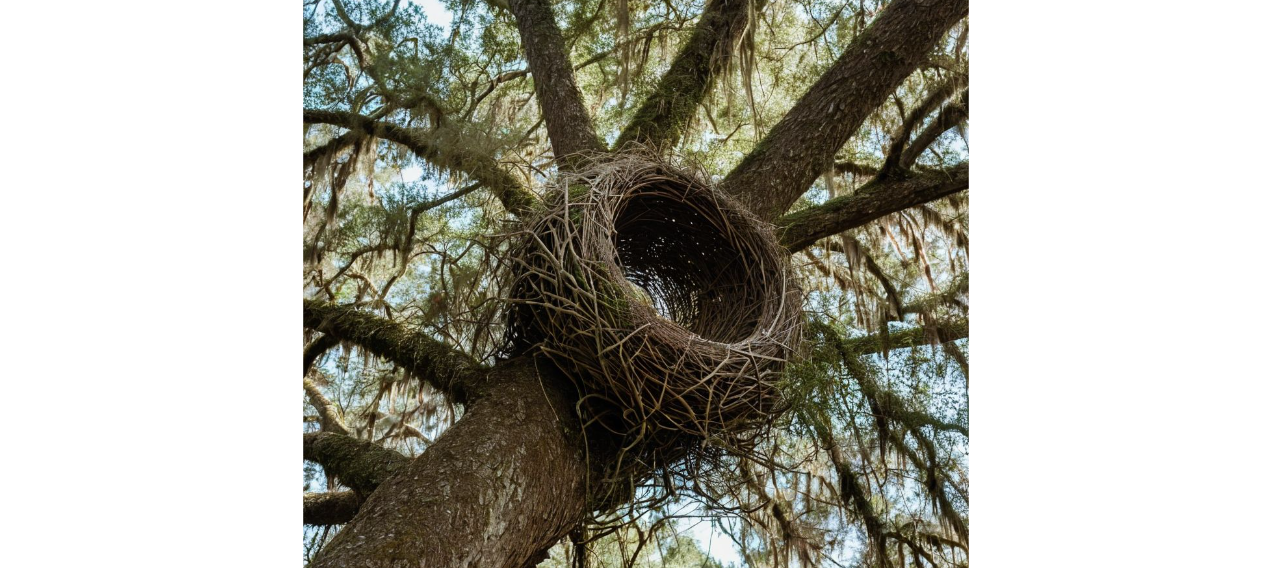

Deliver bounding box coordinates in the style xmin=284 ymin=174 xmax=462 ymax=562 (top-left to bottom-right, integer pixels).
xmin=302 ymin=0 xmax=969 ymax=565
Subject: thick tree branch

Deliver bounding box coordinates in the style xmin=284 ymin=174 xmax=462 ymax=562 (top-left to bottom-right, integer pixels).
xmin=303 ymin=32 xmax=364 ymax=62
xmin=302 ymin=109 xmax=536 ymax=216
xmin=310 ymin=357 xmax=594 ymax=568
xmin=302 ymin=300 xmax=489 ymax=404
xmin=304 ymin=491 xmax=363 ymax=526
xmin=304 ymin=31 xmax=368 ymax=68
xmin=899 ymin=89 xmax=968 ymax=171
xmin=719 ymin=0 xmax=968 ymax=220
xmin=304 ymin=32 xmax=359 ymax=48
xmin=304 ymin=431 xmax=410 ymax=495
xmin=614 ymin=0 xmax=766 ymax=150
xmin=879 ymin=76 xmax=965 ymax=177
xmin=776 ymin=162 xmax=968 ymax=252
xmin=507 ymin=0 xmax=606 ymax=164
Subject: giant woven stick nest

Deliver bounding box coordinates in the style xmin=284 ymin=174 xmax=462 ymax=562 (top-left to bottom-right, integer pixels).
xmin=505 ymin=155 xmax=803 ymax=457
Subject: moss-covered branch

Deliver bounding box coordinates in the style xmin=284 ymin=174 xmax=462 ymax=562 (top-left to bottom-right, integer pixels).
xmin=614 ymin=0 xmax=766 ymax=150
xmin=303 ymin=431 xmax=410 ymax=496
xmin=330 ymin=0 xmax=401 ymax=33
xmin=302 ymin=300 xmax=489 ymax=404
xmin=719 ymin=0 xmax=968 ymax=220
xmin=866 ymin=376 xmax=967 ymax=437
xmin=775 ymin=162 xmax=968 ymax=252
xmin=507 ymin=0 xmax=606 ymax=165
xmin=835 ymin=160 xmax=881 ymax=177
xmin=303 ymin=132 xmax=358 ymax=169
xmin=304 ymin=491 xmax=362 ymax=526
xmin=302 ymin=109 xmax=536 ymax=216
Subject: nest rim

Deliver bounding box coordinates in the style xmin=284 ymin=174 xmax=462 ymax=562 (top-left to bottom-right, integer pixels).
xmin=505 ymin=154 xmax=803 ymax=454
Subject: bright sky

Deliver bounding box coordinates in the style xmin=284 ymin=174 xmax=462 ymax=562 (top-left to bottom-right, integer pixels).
xmin=411 ymin=0 xmax=452 ymax=29
xmin=397 ymin=0 xmax=445 ymax=185
xmin=686 ymin=512 xmax=742 ymax=566
xmin=401 ymin=164 xmax=424 ymax=182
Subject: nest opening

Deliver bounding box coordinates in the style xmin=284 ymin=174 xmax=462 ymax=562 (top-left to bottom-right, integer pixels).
xmin=612 ymin=188 xmax=765 ymax=343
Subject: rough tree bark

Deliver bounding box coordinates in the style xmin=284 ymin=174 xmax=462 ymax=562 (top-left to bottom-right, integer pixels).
xmin=310 ymin=357 xmax=594 ymax=568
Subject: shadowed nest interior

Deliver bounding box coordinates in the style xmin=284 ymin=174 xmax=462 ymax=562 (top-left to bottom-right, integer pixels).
xmin=505 ymin=155 xmax=803 ymax=467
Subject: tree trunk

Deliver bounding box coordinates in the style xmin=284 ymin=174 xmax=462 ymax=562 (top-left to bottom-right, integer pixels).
xmin=310 ymin=356 xmax=592 ymax=568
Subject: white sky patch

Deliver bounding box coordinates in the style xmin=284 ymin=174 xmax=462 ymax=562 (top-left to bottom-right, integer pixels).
xmin=400 ymin=165 xmax=424 ymax=182
xmin=410 ymin=0 xmax=453 ymax=30
xmin=681 ymin=510 xmax=742 ymax=566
